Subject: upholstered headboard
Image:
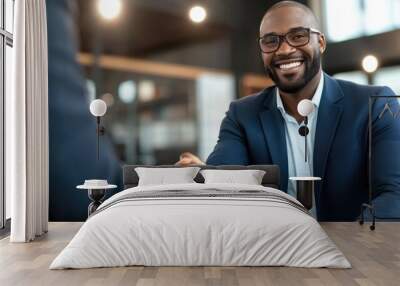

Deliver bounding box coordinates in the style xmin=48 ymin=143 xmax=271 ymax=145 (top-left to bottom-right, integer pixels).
xmin=123 ymin=165 xmax=280 ymax=190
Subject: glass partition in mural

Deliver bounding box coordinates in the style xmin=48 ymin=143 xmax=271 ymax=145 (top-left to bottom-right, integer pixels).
xmin=81 ymin=63 xmax=234 ymax=165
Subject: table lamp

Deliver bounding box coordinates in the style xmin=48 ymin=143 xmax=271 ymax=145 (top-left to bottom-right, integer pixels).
xmin=89 ymin=99 xmax=107 ymax=160
xmin=290 ymin=99 xmax=321 ymax=211
xmin=297 ymin=99 xmax=314 ymax=162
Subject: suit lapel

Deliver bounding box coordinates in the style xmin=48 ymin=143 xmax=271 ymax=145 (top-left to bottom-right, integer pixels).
xmin=259 ymin=90 xmax=288 ymax=192
xmin=313 ymin=74 xmax=344 ymax=203
xmin=258 ymin=75 xmax=344 ymax=195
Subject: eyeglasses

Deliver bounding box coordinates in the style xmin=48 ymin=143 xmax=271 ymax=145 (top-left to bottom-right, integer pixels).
xmin=258 ymin=27 xmax=321 ymax=53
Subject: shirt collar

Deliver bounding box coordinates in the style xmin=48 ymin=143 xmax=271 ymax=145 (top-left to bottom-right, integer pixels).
xmin=276 ymin=74 xmax=324 ymax=115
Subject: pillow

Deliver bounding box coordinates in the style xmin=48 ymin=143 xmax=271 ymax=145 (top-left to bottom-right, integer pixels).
xmin=200 ymin=169 xmax=266 ymax=185
xmin=135 ymin=167 xmax=201 ymax=186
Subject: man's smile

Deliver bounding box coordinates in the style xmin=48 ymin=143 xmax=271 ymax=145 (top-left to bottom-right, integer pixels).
xmin=276 ymin=60 xmax=303 ymax=70
xmin=272 ymin=58 xmax=305 ymax=76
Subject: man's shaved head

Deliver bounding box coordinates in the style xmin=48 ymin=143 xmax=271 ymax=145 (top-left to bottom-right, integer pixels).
xmin=261 ymin=1 xmax=320 ymax=31
xmin=259 ymin=0 xmax=326 ymax=93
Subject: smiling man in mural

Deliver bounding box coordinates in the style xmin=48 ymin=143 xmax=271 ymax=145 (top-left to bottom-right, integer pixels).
xmin=177 ymin=1 xmax=400 ymax=221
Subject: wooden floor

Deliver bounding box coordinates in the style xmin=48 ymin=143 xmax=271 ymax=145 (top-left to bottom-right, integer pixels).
xmin=0 ymin=222 xmax=399 ymax=286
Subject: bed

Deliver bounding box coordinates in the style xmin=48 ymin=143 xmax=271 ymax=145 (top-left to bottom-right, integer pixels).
xmin=50 ymin=165 xmax=350 ymax=269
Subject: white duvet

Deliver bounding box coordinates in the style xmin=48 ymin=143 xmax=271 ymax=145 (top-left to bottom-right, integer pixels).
xmin=50 ymin=183 xmax=351 ymax=269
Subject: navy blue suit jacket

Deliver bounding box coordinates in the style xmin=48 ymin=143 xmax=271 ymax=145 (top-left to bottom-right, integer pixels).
xmin=207 ymin=73 xmax=400 ymax=221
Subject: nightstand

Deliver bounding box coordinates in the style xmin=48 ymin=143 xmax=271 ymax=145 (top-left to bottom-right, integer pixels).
xmin=77 ymin=180 xmax=117 ymax=216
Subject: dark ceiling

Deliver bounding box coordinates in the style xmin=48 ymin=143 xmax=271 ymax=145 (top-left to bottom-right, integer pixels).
xmin=77 ymin=0 xmax=233 ymax=57
xmin=76 ymin=0 xmax=311 ymax=73
xmin=76 ymin=0 xmax=400 ymax=77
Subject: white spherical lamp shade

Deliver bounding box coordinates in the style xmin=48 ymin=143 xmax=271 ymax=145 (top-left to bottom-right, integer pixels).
xmin=90 ymin=99 xmax=107 ymax=117
xmin=297 ymin=99 xmax=315 ymax=117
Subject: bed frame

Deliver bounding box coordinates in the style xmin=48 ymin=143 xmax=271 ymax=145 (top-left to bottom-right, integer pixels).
xmin=123 ymin=165 xmax=280 ymax=190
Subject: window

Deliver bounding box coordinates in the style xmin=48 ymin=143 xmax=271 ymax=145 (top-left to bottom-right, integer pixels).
xmin=1 ymin=0 xmax=14 ymax=230
xmin=333 ymin=71 xmax=368 ymax=85
xmin=374 ymin=66 xmax=400 ymax=94
xmin=333 ymin=67 xmax=400 ymax=98
xmin=323 ymin=0 xmax=400 ymax=42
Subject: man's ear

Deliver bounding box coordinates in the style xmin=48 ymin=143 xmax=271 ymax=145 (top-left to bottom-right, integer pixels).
xmin=319 ymin=33 xmax=327 ymax=54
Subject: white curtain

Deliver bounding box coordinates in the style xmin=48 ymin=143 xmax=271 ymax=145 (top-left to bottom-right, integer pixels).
xmin=8 ymin=0 xmax=49 ymax=242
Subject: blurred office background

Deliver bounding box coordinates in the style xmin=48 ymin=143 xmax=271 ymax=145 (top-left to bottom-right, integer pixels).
xmin=2 ymin=0 xmax=400 ymax=222
xmin=72 ymin=0 xmax=400 ymax=166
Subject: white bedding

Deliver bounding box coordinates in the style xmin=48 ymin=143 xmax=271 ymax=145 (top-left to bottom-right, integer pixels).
xmin=50 ymin=183 xmax=351 ymax=269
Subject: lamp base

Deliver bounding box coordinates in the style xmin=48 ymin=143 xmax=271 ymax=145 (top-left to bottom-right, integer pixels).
xmin=87 ymin=189 xmax=106 ymax=216
xmin=296 ymin=180 xmax=314 ymax=210
xmin=289 ymin=177 xmax=321 ymax=211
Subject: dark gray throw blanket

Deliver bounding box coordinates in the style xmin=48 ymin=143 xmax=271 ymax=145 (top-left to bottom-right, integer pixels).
xmin=91 ymin=189 xmax=309 ymax=218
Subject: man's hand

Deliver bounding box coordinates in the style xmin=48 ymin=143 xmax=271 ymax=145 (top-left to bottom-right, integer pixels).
xmin=175 ymin=152 xmax=205 ymax=166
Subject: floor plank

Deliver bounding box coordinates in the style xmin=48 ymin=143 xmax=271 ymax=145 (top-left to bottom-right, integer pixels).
xmin=0 ymin=222 xmax=399 ymax=286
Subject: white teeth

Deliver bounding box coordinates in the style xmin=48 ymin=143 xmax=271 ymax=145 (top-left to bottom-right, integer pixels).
xmin=279 ymin=61 xmax=302 ymax=70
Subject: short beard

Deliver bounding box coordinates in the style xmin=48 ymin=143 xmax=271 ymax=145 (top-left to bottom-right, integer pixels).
xmin=265 ymin=50 xmax=321 ymax=93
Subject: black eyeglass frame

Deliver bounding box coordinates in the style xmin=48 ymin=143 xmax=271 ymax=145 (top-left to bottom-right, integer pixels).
xmin=258 ymin=27 xmax=322 ymax=54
